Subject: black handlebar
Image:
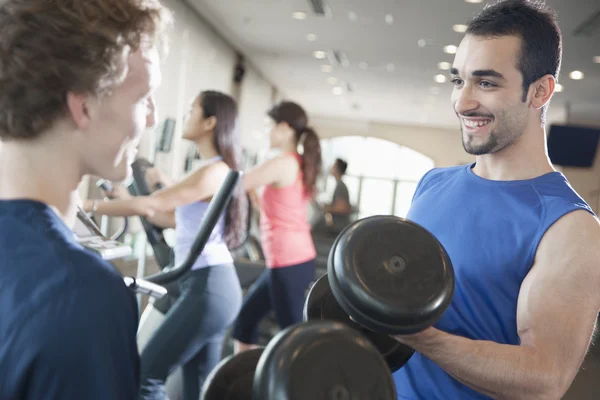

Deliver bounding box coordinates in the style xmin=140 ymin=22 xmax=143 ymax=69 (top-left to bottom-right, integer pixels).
xmin=123 ymin=276 xmax=167 ymax=298
xmin=95 ymin=179 xmax=129 ymax=242
xmin=143 ymin=170 xmax=242 ymax=285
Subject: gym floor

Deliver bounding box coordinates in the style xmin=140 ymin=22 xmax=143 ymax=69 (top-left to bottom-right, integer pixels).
xmin=116 ymin=257 xmax=600 ymax=398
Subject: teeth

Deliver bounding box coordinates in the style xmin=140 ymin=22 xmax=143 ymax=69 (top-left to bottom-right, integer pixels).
xmin=464 ymin=119 xmax=490 ymax=128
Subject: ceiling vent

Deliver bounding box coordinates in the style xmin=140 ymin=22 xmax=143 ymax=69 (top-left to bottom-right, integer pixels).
xmin=573 ymin=10 xmax=600 ymax=37
xmin=308 ymin=0 xmax=326 ymax=15
xmin=329 ymin=50 xmax=350 ymax=68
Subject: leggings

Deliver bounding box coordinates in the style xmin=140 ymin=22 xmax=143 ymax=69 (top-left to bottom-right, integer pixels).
xmin=231 ymin=259 xmax=316 ymax=344
xmin=138 ymin=264 xmax=242 ymax=400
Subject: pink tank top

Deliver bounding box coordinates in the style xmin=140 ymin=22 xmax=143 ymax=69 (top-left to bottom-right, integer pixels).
xmin=259 ymin=153 xmax=316 ymax=268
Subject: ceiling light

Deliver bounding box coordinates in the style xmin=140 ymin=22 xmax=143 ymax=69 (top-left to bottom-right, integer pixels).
xmin=321 ymin=65 xmax=333 ymax=73
xmin=453 ymin=24 xmax=468 ymax=33
xmin=555 ymin=84 xmax=563 ymax=92
xmin=348 ymin=11 xmax=358 ymax=21
xmin=307 ymin=34 xmax=317 ymax=42
xmin=434 ymin=74 xmax=447 ymax=83
xmin=569 ymin=70 xmax=584 ymax=80
xmin=465 ymin=0 xmax=483 ymax=3
xmin=438 ymin=62 xmax=452 ymax=70
xmin=385 ymin=14 xmax=394 ymax=24
xmin=313 ymin=50 xmax=327 ymax=59
xmin=292 ymin=12 xmax=307 ymax=20
xmin=418 ymin=39 xmax=427 ymax=48
xmin=327 ymin=77 xmax=338 ymax=85
xmin=386 ymin=63 xmax=395 ymax=72
xmin=359 ymin=62 xmax=368 ymax=70
xmin=333 ymin=87 xmax=343 ymax=95
xmin=444 ymin=45 xmax=458 ymax=54
xmin=593 ymin=56 xmax=600 ymax=64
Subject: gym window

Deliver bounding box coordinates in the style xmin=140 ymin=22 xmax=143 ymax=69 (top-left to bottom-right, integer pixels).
xmin=319 ymin=136 xmax=434 ymax=218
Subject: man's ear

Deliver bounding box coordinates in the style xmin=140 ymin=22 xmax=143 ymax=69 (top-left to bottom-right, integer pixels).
xmin=530 ymin=74 xmax=556 ymax=110
xmin=66 ymin=91 xmax=91 ymax=130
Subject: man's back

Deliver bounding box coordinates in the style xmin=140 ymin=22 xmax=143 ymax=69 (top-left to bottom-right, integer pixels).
xmin=0 ymin=199 xmax=140 ymax=399
xmin=332 ymin=179 xmax=350 ymax=206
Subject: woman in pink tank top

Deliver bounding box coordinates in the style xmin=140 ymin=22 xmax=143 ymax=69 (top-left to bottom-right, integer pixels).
xmin=231 ymin=101 xmax=322 ymax=354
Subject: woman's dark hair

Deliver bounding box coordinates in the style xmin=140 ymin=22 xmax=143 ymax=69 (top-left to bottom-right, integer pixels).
xmin=199 ymin=90 xmax=248 ymax=248
xmin=267 ymin=101 xmax=322 ymax=196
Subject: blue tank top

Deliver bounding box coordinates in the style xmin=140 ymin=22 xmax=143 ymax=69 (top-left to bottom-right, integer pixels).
xmin=174 ymin=156 xmax=233 ymax=270
xmin=393 ymin=163 xmax=593 ymax=400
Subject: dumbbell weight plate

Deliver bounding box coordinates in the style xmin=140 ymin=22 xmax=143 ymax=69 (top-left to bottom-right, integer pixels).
xmin=304 ymin=273 xmax=415 ymax=372
xmin=200 ymin=347 xmax=264 ymax=400
xmin=253 ymin=320 xmax=396 ymax=400
xmin=328 ymin=216 xmax=455 ymax=335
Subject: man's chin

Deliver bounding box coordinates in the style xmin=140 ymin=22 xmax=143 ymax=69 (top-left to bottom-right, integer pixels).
xmin=101 ymin=164 xmax=133 ymax=186
xmin=462 ymin=136 xmax=492 ymax=156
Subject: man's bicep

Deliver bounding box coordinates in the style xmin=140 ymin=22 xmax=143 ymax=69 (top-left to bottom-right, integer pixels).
xmin=517 ymin=210 xmax=600 ymax=391
xmin=29 ymin=285 xmax=140 ymax=399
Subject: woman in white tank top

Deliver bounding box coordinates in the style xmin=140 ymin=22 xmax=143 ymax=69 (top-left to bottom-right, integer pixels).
xmin=85 ymin=90 xmax=248 ymax=400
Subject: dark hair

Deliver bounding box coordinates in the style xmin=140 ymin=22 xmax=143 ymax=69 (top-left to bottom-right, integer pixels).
xmin=0 ymin=0 xmax=171 ymax=140
xmin=335 ymin=158 xmax=348 ymax=175
xmin=466 ymin=0 xmax=561 ymax=121
xmin=199 ymin=90 xmax=248 ymax=248
xmin=267 ymin=101 xmax=322 ymax=195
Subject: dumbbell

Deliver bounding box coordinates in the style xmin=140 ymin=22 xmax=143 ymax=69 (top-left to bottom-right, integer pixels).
xmin=304 ymin=215 xmax=455 ymax=372
xmin=201 ymin=320 xmax=397 ymax=400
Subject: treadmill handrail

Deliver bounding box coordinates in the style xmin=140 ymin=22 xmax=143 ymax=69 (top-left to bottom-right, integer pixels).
xmin=143 ymin=169 xmax=242 ymax=285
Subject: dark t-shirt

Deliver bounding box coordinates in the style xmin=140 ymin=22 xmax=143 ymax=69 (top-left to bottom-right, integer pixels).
xmin=332 ymin=179 xmax=350 ymax=206
xmin=0 ymin=199 xmax=140 ymax=399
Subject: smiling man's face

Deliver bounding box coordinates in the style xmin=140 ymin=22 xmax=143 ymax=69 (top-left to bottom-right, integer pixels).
xmin=450 ymin=34 xmax=530 ymax=155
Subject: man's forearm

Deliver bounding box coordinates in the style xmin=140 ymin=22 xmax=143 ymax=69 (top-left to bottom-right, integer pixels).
xmin=396 ymin=329 xmax=560 ymax=400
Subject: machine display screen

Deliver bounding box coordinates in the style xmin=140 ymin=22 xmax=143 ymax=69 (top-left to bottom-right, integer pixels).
xmin=73 ymin=217 xmax=96 ymax=240
xmin=73 ymin=211 xmax=101 ymax=240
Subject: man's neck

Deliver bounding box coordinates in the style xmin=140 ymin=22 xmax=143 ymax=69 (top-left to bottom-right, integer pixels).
xmin=0 ymin=137 xmax=83 ymax=224
xmin=472 ymin=124 xmax=555 ymax=181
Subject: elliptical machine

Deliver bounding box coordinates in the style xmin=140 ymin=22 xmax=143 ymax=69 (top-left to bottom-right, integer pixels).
xmin=127 ymin=158 xmax=266 ymax=291
xmin=74 ymin=169 xmax=242 ymax=400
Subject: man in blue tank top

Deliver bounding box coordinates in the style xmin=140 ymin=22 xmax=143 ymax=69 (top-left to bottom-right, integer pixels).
xmin=0 ymin=1 xmax=171 ymax=398
xmin=392 ymin=1 xmax=600 ymax=399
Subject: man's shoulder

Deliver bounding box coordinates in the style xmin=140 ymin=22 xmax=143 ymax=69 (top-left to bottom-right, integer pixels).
xmin=533 ymin=172 xmax=594 ymax=215
xmin=0 ymin=252 xmax=140 ymax=400
xmin=423 ymin=164 xmax=466 ymax=179
xmin=0 ymin=209 xmax=132 ymax=331
xmin=334 ymin=179 xmax=349 ymax=193
xmin=414 ymin=165 xmax=466 ymax=192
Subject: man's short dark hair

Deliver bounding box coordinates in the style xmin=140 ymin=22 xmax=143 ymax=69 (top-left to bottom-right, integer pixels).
xmin=466 ymin=0 xmax=561 ymax=120
xmin=335 ymin=158 xmax=348 ymax=175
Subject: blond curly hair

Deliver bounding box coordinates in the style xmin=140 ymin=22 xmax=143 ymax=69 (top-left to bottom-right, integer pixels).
xmin=0 ymin=0 xmax=172 ymax=139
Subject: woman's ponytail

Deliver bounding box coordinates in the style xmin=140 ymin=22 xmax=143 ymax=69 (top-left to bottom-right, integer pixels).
xmin=299 ymin=127 xmax=322 ymax=196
